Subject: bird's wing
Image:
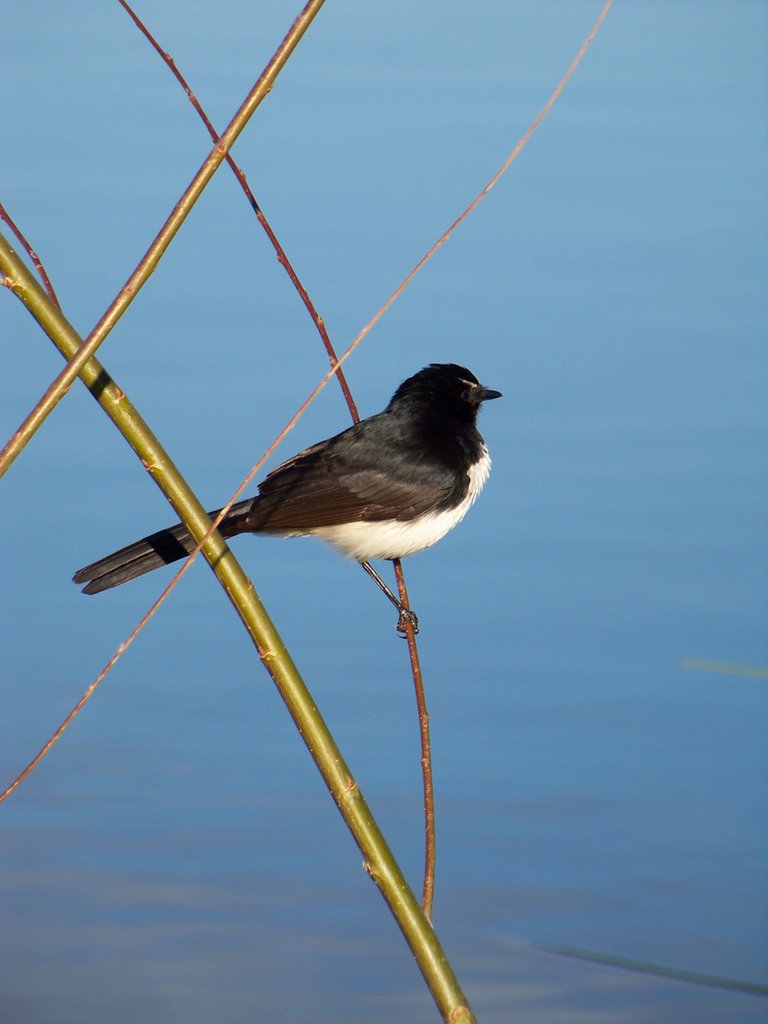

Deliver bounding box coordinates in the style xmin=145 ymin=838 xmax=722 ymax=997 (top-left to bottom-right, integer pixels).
xmin=247 ymin=421 xmax=458 ymax=530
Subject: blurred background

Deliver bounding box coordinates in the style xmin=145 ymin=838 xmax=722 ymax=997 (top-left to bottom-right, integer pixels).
xmin=1 ymin=2 xmax=766 ymax=1021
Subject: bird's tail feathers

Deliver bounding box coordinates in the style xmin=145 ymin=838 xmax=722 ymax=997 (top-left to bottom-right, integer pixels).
xmin=73 ymin=499 xmax=254 ymax=595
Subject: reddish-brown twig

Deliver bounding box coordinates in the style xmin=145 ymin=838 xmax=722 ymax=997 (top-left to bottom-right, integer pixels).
xmin=0 ymin=551 xmax=201 ymax=804
xmin=0 ymin=201 xmax=60 ymax=309
xmin=393 ymin=559 xmax=435 ymax=917
xmin=117 ymin=0 xmax=359 ymax=423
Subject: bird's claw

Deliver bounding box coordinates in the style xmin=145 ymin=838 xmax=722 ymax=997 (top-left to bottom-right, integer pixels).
xmin=396 ymin=607 xmax=419 ymax=637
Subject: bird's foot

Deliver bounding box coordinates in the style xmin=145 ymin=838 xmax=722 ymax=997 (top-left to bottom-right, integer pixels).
xmin=396 ymin=607 xmax=419 ymax=637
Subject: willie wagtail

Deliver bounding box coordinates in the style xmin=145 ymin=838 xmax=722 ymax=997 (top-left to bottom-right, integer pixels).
xmin=73 ymin=363 xmax=501 ymax=630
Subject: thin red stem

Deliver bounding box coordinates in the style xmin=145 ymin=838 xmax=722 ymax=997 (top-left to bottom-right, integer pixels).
xmin=117 ymin=0 xmax=359 ymax=423
xmin=0 ymin=201 xmax=60 ymax=308
xmin=393 ymin=559 xmax=435 ymax=918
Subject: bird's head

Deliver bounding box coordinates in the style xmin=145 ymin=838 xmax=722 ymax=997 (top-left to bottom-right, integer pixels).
xmin=388 ymin=363 xmax=502 ymax=423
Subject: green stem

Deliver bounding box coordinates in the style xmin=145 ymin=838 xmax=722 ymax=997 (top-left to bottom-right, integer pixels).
xmin=0 ymin=0 xmax=326 ymax=478
xmin=0 ymin=231 xmax=476 ymax=1022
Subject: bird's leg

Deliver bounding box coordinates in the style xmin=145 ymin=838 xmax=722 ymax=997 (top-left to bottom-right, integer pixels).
xmin=359 ymin=561 xmax=419 ymax=636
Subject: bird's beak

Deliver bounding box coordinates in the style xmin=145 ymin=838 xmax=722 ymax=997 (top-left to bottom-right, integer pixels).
xmin=479 ymin=387 xmax=502 ymax=402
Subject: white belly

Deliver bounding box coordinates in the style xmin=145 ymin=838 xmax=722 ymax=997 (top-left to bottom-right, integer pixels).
xmin=311 ymin=448 xmax=492 ymax=562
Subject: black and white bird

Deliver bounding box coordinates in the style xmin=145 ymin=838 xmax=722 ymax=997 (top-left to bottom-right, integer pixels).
xmin=73 ymin=363 xmax=501 ymax=629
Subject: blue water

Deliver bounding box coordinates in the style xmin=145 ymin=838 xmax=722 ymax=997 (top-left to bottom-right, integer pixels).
xmin=2 ymin=2 xmax=766 ymax=1021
